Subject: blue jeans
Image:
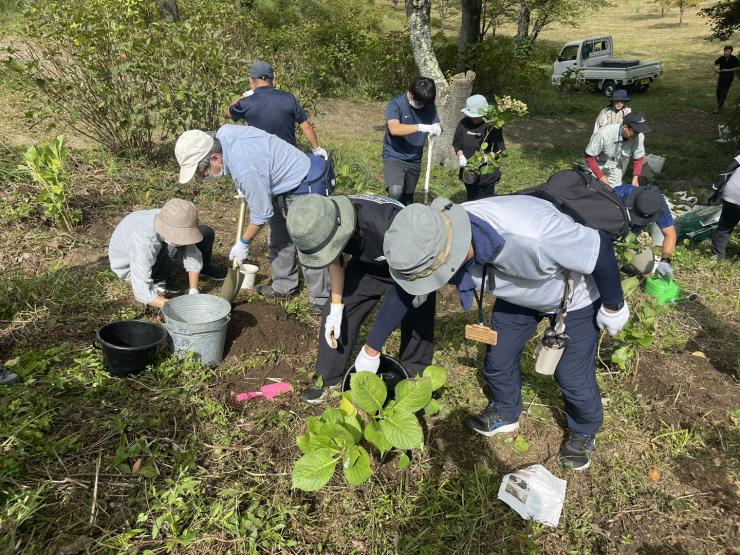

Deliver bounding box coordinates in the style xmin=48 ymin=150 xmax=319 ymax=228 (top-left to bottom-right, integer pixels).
xmin=483 ymin=299 xmax=603 ymax=436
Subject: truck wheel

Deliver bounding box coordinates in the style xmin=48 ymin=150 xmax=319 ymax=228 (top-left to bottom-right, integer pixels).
xmin=603 ymin=81 xmax=616 ymax=97
xmin=635 ymin=83 xmax=650 ymax=93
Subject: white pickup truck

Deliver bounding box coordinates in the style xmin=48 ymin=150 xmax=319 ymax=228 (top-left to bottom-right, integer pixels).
xmin=551 ymin=36 xmax=663 ymax=96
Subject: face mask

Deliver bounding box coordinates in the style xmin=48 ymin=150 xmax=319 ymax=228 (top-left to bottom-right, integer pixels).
xmin=205 ymin=165 xmax=223 ymax=180
xmin=409 ymin=98 xmax=423 ymax=109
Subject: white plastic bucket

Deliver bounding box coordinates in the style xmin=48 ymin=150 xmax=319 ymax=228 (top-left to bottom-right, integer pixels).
xmin=240 ymin=264 xmax=259 ymax=290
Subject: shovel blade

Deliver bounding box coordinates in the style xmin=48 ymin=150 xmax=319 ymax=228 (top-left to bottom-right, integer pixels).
xmin=216 ymin=267 xmax=244 ymax=302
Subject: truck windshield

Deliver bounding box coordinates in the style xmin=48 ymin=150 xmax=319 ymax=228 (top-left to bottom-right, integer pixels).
xmin=559 ymin=45 xmax=579 ymax=62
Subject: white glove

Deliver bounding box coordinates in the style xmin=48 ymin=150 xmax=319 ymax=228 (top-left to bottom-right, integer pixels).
xmin=229 ymin=240 xmax=250 ymax=263
xmin=188 ymin=288 xmax=199 ymax=295
xmin=458 ymin=154 xmax=467 ymax=168
xmin=656 ymin=260 xmax=673 ymax=277
xmin=596 ymin=303 xmax=629 ymax=336
xmin=242 ymin=90 xmax=254 ymax=98
xmin=417 ymin=123 xmax=442 ymax=136
xmin=324 ymin=303 xmax=344 ymax=348
xmin=312 ymin=147 xmax=329 ymax=160
xmin=354 ymin=346 xmax=380 ymax=374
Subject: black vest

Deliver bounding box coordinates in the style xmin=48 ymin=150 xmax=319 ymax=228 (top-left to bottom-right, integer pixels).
xmin=343 ymin=195 xmax=403 ymax=276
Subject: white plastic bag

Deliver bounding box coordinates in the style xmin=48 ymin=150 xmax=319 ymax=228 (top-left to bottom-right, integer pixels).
xmin=497 ymin=464 xmax=567 ymax=527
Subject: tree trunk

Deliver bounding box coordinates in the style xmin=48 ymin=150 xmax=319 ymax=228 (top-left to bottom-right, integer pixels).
xmin=406 ymin=1 xmax=475 ymax=169
xmin=679 ymin=4 xmax=684 ymax=24
xmin=515 ymin=0 xmax=530 ymax=45
xmin=157 ymin=0 xmax=179 ymax=21
xmin=458 ymin=0 xmax=482 ymax=71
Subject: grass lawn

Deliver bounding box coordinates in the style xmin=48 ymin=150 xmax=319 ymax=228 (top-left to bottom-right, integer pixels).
xmin=0 ymin=1 xmax=738 ymax=554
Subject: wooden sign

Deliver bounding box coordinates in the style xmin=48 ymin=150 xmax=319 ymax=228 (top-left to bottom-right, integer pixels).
xmin=465 ymin=324 xmax=498 ymax=346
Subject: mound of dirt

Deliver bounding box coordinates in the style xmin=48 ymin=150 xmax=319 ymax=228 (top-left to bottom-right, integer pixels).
xmin=222 ymin=301 xmax=316 ymax=361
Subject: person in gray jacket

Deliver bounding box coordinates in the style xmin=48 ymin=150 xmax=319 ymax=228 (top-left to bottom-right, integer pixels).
xmin=108 ymin=199 xmax=224 ymax=309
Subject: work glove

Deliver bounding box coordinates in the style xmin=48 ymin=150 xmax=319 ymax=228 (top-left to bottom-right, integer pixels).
xmin=324 ymin=303 xmax=344 ymax=348
xmin=229 ymin=240 xmax=250 ymax=263
xmin=242 ymin=89 xmax=254 ymax=98
xmin=188 ymin=288 xmax=199 ymax=295
xmin=417 ymin=123 xmax=442 ymax=137
xmin=596 ymin=303 xmax=630 ymax=336
xmin=458 ymin=154 xmax=467 ymax=168
xmin=312 ymin=147 xmax=329 ymax=160
xmin=354 ymin=345 xmax=380 ymax=374
xmin=656 ymin=260 xmax=673 ymax=277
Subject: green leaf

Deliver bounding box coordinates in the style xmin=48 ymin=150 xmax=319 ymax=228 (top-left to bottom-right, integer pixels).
xmin=321 ymin=407 xmax=344 ymax=424
xmin=621 ymin=276 xmax=640 ymax=297
xmin=423 ymin=398 xmax=440 ymax=416
xmin=397 ymin=453 xmax=411 ymax=470
xmin=343 ymin=445 xmax=372 ymax=486
xmin=350 ymin=372 xmax=387 ymax=414
xmin=291 ymin=448 xmax=338 ymax=491
xmin=394 ymin=379 xmax=432 ymax=413
xmin=342 ymin=415 xmax=363 ymax=443
xmin=317 ymin=422 xmax=357 ymax=448
xmin=422 ymin=365 xmax=447 ymax=391
xmin=380 ymin=411 xmax=423 ymax=450
xmin=364 ymin=421 xmax=392 ymax=457
xmin=338 ymin=392 xmax=357 ymax=417
xmin=611 ymin=345 xmax=633 ymax=370
xmin=513 ymin=436 xmax=529 ymax=453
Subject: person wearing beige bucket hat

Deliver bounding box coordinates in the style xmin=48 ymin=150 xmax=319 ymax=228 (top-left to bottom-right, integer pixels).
xmin=108 ymin=198 xmax=225 ymax=309
xmin=362 ymin=195 xmax=629 ymax=471
xmin=286 ymin=194 xmax=436 ymax=404
xmin=175 ymin=124 xmax=332 ymax=312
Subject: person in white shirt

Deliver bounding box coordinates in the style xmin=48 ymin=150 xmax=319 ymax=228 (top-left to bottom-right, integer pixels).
xmin=592 ymin=89 xmax=632 ymax=134
xmin=711 ymin=154 xmax=740 ymax=261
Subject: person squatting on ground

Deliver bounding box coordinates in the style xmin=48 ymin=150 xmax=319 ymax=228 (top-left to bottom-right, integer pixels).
xmin=584 ymin=111 xmax=651 ymax=187
xmin=174 ymin=125 xmax=330 ymax=311
xmin=615 ymin=181 xmax=677 ymax=276
xmin=710 ymin=154 xmax=740 ymax=261
xmin=713 ymin=45 xmax=739 ymax=113
xmin=286 ymin=194 xmax=435 ymax=404
xmin=108 ymin=199 xmax=225 ymax=309
xmin=592 ymin=89 xmax=632 ymax=133
xmin=363 ymin=196 xmax=628 ymax=471
xmin=453 ymin=95 xmax=505 ymax=201
xmin=227 ymin=60 xmax=328 ymax=160
xmin=382 ymin=77 xmax=441 ymax=205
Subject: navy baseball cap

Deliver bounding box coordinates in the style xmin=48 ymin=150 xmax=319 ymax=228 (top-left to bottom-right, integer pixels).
xmin=249 ymin=61 xmax=274 ymax=80
xmin=623 ymin=112 xmax=651 ymax=134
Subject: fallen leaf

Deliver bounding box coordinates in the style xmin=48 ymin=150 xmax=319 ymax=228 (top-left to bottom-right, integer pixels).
xmin=131 ymin=458 xmax=142 ymax=475
xmin=647 ymin=468 xmax=661 ymax=482
xmin=690 ymin=351 xmax=706 ymax=358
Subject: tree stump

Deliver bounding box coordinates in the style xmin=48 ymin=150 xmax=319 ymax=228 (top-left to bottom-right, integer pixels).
xmin=432 ymin=71 xmax=476 ymax=169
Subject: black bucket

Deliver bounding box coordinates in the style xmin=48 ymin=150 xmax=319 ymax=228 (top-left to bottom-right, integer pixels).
xmin=341 ymin=355 xmax=410 ymax=399
xmin=95 ymin=320 xmax=168 ymax=377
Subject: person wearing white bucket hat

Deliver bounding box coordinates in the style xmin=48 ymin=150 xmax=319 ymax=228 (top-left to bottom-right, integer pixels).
xmin=453 ymin=94 xmax=505 ymax=201
xmin=175 ymin=125 xmax=332 ymax=312
xmin=360 ymin=196 xmax=627 ymax=471
xmin=108 ymin=199 xmax=225 ymax=309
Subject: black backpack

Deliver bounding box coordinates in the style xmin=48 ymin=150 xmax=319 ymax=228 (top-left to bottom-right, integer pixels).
xmin=516 ymin=169 xmax=630 ymax=240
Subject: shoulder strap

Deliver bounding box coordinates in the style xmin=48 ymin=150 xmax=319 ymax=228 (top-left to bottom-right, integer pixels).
xmin=553 ymin=272 xmax=575 ymax=334
xmin=475 ymin=264 xmax=494 ymax=325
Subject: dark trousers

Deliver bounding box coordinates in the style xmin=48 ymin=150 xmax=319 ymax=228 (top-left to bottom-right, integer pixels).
xmin=151 ymin=224 xmax=215 ymax=281
xmin=717 ymin=78 xmax=733 ymax=109
xmin=484 ymin=299 xmax=603 ymax=436
xmin=384 ymin=159 xmax=422 ymax=205
xmin=459 ymin=168 xmax=501 ymax=201
xmin=315 ymin=260 xmax=435 ymax=386
xmin=711 ymin=200 xmax=740 ymax=260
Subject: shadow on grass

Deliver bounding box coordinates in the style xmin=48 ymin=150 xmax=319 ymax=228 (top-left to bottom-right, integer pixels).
xmin=676 ymin=299 xmax=740 ymax=377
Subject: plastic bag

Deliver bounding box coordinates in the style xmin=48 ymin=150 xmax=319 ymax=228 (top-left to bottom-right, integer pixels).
xmin=497 ymin=464 xmax=567 ymax=527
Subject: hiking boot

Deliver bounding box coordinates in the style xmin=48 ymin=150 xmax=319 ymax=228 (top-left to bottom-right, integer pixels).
xmin=300 ymin=384 xmax=339 ymax=405
xmin=256 ymin=285 xmax=296 ymax=299
xmin=201 ymin=265 xmax=228 ymax=281
xmin=467 ymin=403 xmax=519 ymax=437
xmin=0 ymin=364 xmax=20 ymax=385
xmin=559 ymin=431 xmax=596 ymax=471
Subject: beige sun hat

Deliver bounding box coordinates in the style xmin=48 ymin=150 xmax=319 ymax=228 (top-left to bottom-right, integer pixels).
xmin=154 ymin=199 xmax=203 ymax=246
xmin=175 ymin=130 xmax=214 ymax=184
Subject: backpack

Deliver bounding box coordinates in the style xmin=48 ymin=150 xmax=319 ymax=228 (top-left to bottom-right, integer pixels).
xmin=516 ymin=169 xmax=630 ymax=240
xmin=292 ymin=153 xmax=336 ymax=197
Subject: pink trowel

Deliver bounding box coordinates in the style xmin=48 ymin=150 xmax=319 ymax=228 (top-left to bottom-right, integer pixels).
xmin=235 ymin=382 xmax=292 ymax=402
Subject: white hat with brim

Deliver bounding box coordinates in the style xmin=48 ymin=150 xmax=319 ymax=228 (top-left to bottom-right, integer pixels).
xmin=461 ymin=94 xmax=490 ymax=118
xmin=383 ymin=198 xmax=472 ymax=296
xmin=154 ymin=199 xmax=203 ymax=245
xmin=175 ymin=130 xmax=215 ymax=184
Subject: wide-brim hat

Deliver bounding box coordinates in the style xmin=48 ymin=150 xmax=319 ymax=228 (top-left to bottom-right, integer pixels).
xmin=611 ymin=89 xmax=630 ymax=102
xmin=287 ymin=195 xmax=356 ymax=268
xmin=461 ymin=94 xmax=490 ymax=117
xmin=154 ymin=199 xmax=203 ymax=245
xmin=383 ymin=198 xmax=472 ymax=296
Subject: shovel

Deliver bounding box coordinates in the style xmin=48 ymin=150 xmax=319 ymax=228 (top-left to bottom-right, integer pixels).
xmin=216 ymin=197 xmax=247 ymax=302
xmin=423 ymin=136 xmax=435 ymax=205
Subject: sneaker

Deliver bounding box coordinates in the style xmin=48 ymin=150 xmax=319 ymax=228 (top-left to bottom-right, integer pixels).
xmin=559 ymin=431 xmax=596 ymax=471
xmin=300 ymin=384 xmax=339 ymax=405
xmin=201 ymin=265 xmax=228 ymax=281
xmin=308 ymin=303 xmax=324 ymax=316
xmin=257 ymin=285 xmax=296 ymax=299
xmin=0 ymin=364 xmax=20 ymax=385
xmin=154 ymin=280 xmax=181 ymax=294
xmin=467 ymin=403 xmax=519 ymax=436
